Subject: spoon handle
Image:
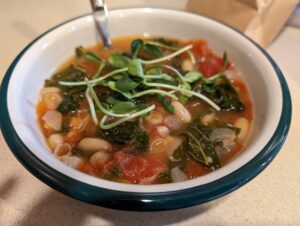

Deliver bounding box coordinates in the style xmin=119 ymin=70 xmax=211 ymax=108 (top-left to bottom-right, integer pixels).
xmin=90 ymin=0 xmax=112 ymax=48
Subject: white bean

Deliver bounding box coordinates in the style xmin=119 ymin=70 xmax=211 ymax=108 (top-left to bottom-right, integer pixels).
xmin=201 ymin=113 xmax=215 ymax=125
xmin=90 ymin=151 xmax=111 ymax=168
xmin=60 ymin=156 xmax=83 ymax=169
xmin=144 ymin=111 xmax=163 ymax=126
xmin=157 ymin=126 xmax=170 ymax=138
xmin=78 ymin=138 xmax=112 ymax=155
xmin=48 ymin=133 xmax=64 ymax=150
xmin=172 ymin=101 xmax=192 ymax=123
xmin=164 ymin=115 xmax=184 ymax=132
xmin=181 ymin=59 xmax=194 ymax=72
xmin=234 ymin=117 xmax=250 ymax=142
xmin=54 ymin=143 xmax=71 ymax=156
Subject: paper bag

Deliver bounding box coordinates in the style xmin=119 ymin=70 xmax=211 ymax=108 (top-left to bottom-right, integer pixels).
xmin=186 ymin=0 xmax=299 ymax=47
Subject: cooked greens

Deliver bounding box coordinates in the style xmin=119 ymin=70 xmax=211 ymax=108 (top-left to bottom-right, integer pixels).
xmin=39 ymin=36 xmax=251 ymax=185
xmin=101 ymin=121 xmax=149 ymax=154
xmin=45 ymin=65 xmax=86 ymax=114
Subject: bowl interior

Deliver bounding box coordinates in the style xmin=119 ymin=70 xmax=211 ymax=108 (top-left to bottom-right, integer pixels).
xmin=6 ymin=8 xmax=282 ymax=193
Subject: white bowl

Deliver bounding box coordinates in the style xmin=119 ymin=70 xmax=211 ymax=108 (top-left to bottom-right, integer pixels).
xmin=0 ymin=8 xmax=291 ymax=211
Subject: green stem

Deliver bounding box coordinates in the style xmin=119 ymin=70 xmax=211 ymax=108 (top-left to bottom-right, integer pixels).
xmin=85 ymin=88 xmax=98 ymax=125
xmin=159 ymin=65 xmax=186 ymax=84
xmin=100 ymin=105 xmax=156 ymax=129
xmin=141 ymin=45 xmax=193 ymax=65
xmin=131 ymin=89 xmax=178 ymax=100
xmin=59 ymin=67 xmax=128 ymax=86
xmin=144 ymin=82 xmax=220 ymax=111
xmin=145 ymin=41 xmax=195 ymax=64
xmin=92 ymin=61 xmax=106 ymax=79
xmin=85 ymin=79 xmax=132 ymax=117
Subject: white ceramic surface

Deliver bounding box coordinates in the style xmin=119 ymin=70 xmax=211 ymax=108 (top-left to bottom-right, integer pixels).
xmin=7 ymin=8 xmax=282 ymax=193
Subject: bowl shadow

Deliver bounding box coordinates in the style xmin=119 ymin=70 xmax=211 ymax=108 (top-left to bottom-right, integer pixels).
xmin=17 ymin=189 xmax=225 ymax=225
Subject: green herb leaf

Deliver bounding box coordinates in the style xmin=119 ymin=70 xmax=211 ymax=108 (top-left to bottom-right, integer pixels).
xmin=152 ymin=79 xmax=177 ymax=86
xmin=107 ymin=81 xmax=131 ymax=99
xmin=111 ymin=102 xmax=136 ymax=114
xmin=128 ymin=59 xmax=144 ymax=77
xmin=131 ymin=39 xmax=144 ymax=58
xmin=106 ymin=96 xmax=123 ymax=105
xmin=145 ymin=67 xmax=162 ymax=75
xmin=135 ymin=104 xmax=151 ymax=117
xmin=115 ymin=75 xmax=139 ymax=92
xmin=76 ymin=46 xmax=102 ymax=63
xmin=143 ymin=43 xmax=163 ymax=57
xmin=157 ymin=95 xmax=174 ymax=113
xmin=108 ymin=53 xmax=130 ymax=68
xmin=184 ymin=71 xmax=202 ymax=83
xmin=186 ymin=124 xmax=220 ymax=169
xmin=178 ymin=94 xmax=188 ymax=105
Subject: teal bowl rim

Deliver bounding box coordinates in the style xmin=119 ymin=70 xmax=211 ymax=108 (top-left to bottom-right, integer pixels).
xmin=0 ymin=8 xmax=292 ymax=211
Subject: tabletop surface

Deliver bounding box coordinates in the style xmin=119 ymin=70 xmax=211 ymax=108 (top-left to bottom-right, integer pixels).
xmin=0 ymin=1 xmax=300 ymax=225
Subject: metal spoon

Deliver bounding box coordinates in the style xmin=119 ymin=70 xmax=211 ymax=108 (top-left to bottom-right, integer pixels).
xmin=90 ymin=0 xmax=112 ymax=48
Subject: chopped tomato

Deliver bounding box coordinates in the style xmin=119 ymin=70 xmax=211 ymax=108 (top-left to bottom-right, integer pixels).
xmin=149 ymin=128 xmax=159 ymax=140
xmin=198 ymin=55 xmax=223 ymax=77
xmin=187 ymin=40 xmax=211 ymax=57
xmin=36 ymin=101 xmax=48 ymax=117
xmin=184 ymin=160 xmax=211 ymax=179
xmin=84 ymin=121 xmax=99 ymax=137
xmin=64 ymin=131 xmax=84 ymax=145
xmin=77 ymin=162 xmax=95 ymax=175
xmin=77 ymin=60 xmax=98 ymax=76
xmin=106 ymin=151 xmax=166 ymax=184
xmin=69 ymin=117 xmax=82 ymax=130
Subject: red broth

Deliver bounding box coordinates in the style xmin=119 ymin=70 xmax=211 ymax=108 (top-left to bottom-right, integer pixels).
xmin=37 ymin=36 xmax=252 ymax=184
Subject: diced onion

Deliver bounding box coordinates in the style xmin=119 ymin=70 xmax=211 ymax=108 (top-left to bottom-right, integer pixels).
xmin=139 ymin=175 xmax=157 ymax=185
xmin=209 ymin=128 xmax=236 ymax=142
xmin=42 ymin=110 xmax=62 ymax=131
xmin=171 ymin=167 xmax=188 ymax=182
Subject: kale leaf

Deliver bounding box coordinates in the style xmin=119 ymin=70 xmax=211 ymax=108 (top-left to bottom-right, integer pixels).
xmin=45 ymin=65 xmax=86 ymax=114
xmin=186 ymin=123 xmax=221 ymax=169
xmin=101 ymin=121 xmax=149 ymax=154
xmin=157 ymin=170 xmax=172 ymax=184
xmin=105 ymin=165 xmax=121 ymax=180
xmin=157 ymin=95 xmax=174 ymax=113
xmin=195 ymin=75 xmax=245 ymax=112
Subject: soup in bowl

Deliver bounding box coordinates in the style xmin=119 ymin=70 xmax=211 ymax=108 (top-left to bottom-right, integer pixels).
xmin=0 ymin=8 xmax=291 ymax=211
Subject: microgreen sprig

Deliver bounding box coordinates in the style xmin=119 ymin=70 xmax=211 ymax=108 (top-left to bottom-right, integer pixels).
xmin=58 ymin=42 xmax=223 ymax=129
